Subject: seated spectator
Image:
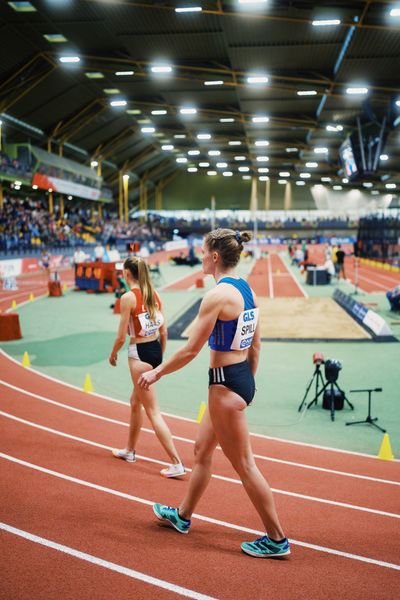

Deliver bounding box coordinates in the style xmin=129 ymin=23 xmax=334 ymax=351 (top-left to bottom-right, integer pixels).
xmin=386 ymin=285 xmax=400 ymax=312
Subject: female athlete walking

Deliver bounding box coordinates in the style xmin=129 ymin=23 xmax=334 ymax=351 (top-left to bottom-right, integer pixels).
xmin=139 ymin=229 xmax=289 ymax=557
xmin=109 ymin=256 xmax=185 ymax=478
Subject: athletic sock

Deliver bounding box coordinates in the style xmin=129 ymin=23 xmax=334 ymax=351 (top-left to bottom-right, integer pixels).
xmin=269 ymin=537 xmax=286 ymax=544
xmin=177 ymin=510 xmax=190 ymax=523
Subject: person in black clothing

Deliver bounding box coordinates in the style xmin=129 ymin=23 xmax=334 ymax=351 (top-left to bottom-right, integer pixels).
xmin=336 ymin=245 xmax=346 ymax=280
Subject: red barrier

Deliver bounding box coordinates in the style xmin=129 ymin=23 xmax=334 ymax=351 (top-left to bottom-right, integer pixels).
xmin=0 ymin=313 xmax=22 ymax=341
xmin=48 ymin=281 xmax=63 ymax=297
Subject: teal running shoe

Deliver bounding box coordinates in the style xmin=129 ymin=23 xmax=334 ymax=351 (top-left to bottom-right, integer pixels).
xmin=153 ymin=503 xmax=191 ymax=534
xmin=241 ymin=535 xmax=290 ymax=558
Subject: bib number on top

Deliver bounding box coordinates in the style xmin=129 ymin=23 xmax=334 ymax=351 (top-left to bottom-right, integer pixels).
xmin=230 ymin=308 xmax=259 ymax=351
xmin=137 ymin=311 xmax=164 ymax=337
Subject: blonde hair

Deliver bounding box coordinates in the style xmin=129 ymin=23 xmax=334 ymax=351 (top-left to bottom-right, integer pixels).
xmin=204 ymin=228 xmax=252 ymax=268
xmin=124 ymin=256 xmax=158 ymax=320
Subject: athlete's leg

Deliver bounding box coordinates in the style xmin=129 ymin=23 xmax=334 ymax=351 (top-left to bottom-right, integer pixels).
xmin=209 ymin=385 xmax=285 ymax=540
xmin=179 ymin=406 xmax=218 ymax=519
xmin=129 ymin=359 xmax=182 ymax=464
xmin=126 ymin=386 xmax=143 ymax=452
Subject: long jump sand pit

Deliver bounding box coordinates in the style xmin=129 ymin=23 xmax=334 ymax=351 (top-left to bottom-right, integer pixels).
xmin=258 ymin=297 xmax=371 ymax=340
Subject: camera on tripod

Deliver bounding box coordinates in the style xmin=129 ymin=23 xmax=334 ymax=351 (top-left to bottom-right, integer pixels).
xmin=298 ymin=353 xmax=353 ymax=421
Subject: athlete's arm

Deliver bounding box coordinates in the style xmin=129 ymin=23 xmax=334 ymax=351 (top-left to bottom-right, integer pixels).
xmin=109 ymin=292 xmax=135 ymax=366
xmin=158 ymin=315 xmax=168 ymax=354
xmin=138 ymin=290 xmax=221 ymax=388
xmin=247 ymin=292 xmax=261 ymax=376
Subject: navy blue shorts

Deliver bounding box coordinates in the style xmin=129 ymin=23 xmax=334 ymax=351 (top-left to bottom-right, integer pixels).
xmin=128 ymin=340 xmax=162 ymax=369
xmin=208 ymin=360 xmax=255 ymax=405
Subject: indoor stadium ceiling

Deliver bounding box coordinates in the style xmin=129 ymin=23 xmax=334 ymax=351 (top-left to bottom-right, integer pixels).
xmin=0 ymin=0 xmax=400 ymax=196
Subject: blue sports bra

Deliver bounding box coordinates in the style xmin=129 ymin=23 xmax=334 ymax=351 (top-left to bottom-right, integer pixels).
xmin=208 ymin=277 xmax=259 ymax=352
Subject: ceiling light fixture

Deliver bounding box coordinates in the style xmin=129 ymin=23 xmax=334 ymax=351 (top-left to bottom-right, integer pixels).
xmin=219 ymin=118 xmax=235 ymax=123
xmin=252 ymin=116 xmax=269 ymax=123
xmin=151 ymin=109 xmax=167 ymax=115
xmin=305 ymin=162 xmax=318 ymax=168
xmin=256 ymin=156 xmax=269 ymax=162
xmin=312 ymin=19 xmax=341 ymax=27
xmin=110 ymin=100 xmax=127 ymax=107
xmin=346 ymin=87 xmax=369 ymax=95
xmin=175 ymin=6 xmax=202 ymax=12
xmin=115 ymin=71 xmax=134 ymax=76
xmin=141 ymin=126 xmax=155 ymax=133
xmin=204 ymin=80 xmax=224 ymax=86
xmin=188 ymin=150 xmax=200 ymax=156
xmin=208 ymin=150 xmax=221 ymax=156
xmin=297 ymin=90 xmax=317 ymax=96
xmin=162 ymin=144 xmax=174 ymax=150
xmin=246 ymin=74 xmax=269 ymax=85
xmin=151 ymin=65 xmax=173 ymax=74
xmin=197 ymin=133 xmax=211 ymax=140
xmin=228 ymin=141 xmax=241 ymax=145
xmin=59 ymin=56 xmax=80 ymax=63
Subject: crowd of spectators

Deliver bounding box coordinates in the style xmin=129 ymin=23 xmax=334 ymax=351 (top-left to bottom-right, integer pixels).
xmin=0 ymin=196 xmax=164 ymax=255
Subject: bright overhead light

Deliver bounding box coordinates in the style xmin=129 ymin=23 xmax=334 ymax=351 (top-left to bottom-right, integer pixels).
xmin=32 ymin=184 xmax=38 ymax=190
xmin=162 ymin=144 xmax=174 ymax=151
xmin=296 ymin=181 xmax=306 ymax=186
xmin=137 ymin=118 xmax=151 ymax=124
xmin=141 ymin=126 xmax=155 ymax=133
xmin=278 ymin=180 xmax=288 ymax=184
xmin=110 ymin=100 xmax=127 ymax=107
xmin=255 ymin=140 xmax=269 ymax=147
xmin=204 ymin=80 xmax=224 ymax=86
xmin=187 ymin=167 xmax=198 ymax=172
xmin=333 ymin=185 xmax=343 ymax=190
xmin=151 ymin=65 xmax=173 ymax=73
xmin=305 ymin=162 xmax=318 ymax=168
xmin=228 ymin=141 xmax=241 ymax=145
xmin=256 ymin=156 xmax=269 ymax=162
xmin=300 ymin=173 xmax=311 ymax=178
xmin=207 ymin=171 xmax=217 ymax=176
xmin=59 ymin=56 xmax=80 ymax=64
xmin=252 ymin=116 xmax=269 ymax=123
xmin=14 ymin=180 xmax=22 ymax=186
xmin=175 ymin=6 xmax=202 ymax=12
xmin=219 ymin=118 xmax=235 ymax=123
xmin=362 ymin=182 xmax=373 ymax=188
xmin=197 ymin=133 xmax=211 ymax=140
xmin=385 ymin=183 xmax=396 ymax=189
xmin=389 ymin=8 xmax=400 ymax=17
xmin=234 ymin=156 xmax=246 ymax=161
xmin=176 ymin=157 xmax=188 ymax=163
xmin=188 ymin=150 xmax=200 ymax=156
xmin=174 ymin=134 xmax=186 ymax=139
xmin=314 ymin=147 xmax=328 ymax=154
xmin=396 ymin=100 xmax=400 ymax=108
xmin=326 ymin=124 xmax=343 ymax=132
xmin=286 ymin=147 xmax=298 ymax=152
xmin=297 ymin=90 xmax=317 ymax=96
xmin=259 ymin=176 xmax=269 ymax=181
xmin=104 ymin=88 xmax=120 ymax=94
xmin=238 ymin=166 xmax=250 ymax=172
xmin=122 ymin=174 xmax=130 ymax=182
xmin=321 ymin=177 xmax=331 ymax=182
xmin=115 ymin=71 xmax=134 ymax=76
xmin=380 ymin=154 xmax=389 ymax=161
xmin=199 ymin=162 xmax=210 ymax=167
xmin=371 ymin=190 xmax=380 ymax=195
xmin=279 ymin=172 xmax=290 ymax=177
xmin=247 ymin=74 xmax=269 ymax=85
xmin=342 ymin=178 xmax=349 ymax=184
xmin=258 ymin=167 xmax=269 ymax=173
xmin=346 ymin=87 xmax=369 ymax=95
xmin=312 ymin=19 xmax=341 ymax=27
xmin=90 ymin=160 xmax=98 ymax=167
xmin=85 ymin=72 xmax=104 ymax=79
xmin=208 ymin=150 xmax=221 ymax=156
xmin=239 ymin=0 xmax=268 ymax=5
xmin=216 ymin=162 xmax=228 ymax=168
xmin=8 ymin=2 xmax=37 ymax=12
xmin=44 ymin=34 xmax=68 ymax=43
xmin=126 ymin=109 xmax=141 ymax=115
xmin=223 ymin=171 xmax=233 ymax=177
xmin=151 ymin=109 xmax=167 ymax=115
xmin=242 ymin=175 xmax=251 ymax=180
xmin=180 ymin=107 xmax=197 ymax=115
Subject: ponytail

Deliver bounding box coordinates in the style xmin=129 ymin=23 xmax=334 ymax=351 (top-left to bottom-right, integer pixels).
xmin=123 ymin=256 xmax=158 ymax=320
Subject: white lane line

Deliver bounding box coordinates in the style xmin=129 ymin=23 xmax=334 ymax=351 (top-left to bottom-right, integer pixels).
xmin=1 ymin=349 xmax=398 ymax=461
xmin=1 ymin=411 xmax=399 ymax=519
xmin=1 ymin=453 xmax=399 ymax=572
xmin=1 ymin=379 xmax=399 ymax=487
xmin=267 ymin=255 xmax=274 ymax=298
xmin=354 ymin=273 xmax=394 ymax=292
xmin=276 ymin=255 xmax=308 ymax=298
xmin=0 ymin=523 xmax=216 ymax=600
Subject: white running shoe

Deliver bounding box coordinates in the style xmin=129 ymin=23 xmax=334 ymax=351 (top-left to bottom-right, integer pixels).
xmin=160 ymin=463 xmax=186 ymax=478
xmin=112 ymin=448 xmax=136 ymax=463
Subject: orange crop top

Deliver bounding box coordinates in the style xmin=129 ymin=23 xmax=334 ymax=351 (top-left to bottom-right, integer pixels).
xmin=128 ymin=288 xmax=164 ymax=338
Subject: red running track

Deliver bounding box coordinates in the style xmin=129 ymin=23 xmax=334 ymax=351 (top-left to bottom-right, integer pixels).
xmin=0 ymin=350 xmax=399 ymax=599
xmin=247 ymin=255 xmax=306 ymax=298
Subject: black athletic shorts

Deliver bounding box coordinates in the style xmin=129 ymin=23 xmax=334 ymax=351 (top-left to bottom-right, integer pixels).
xmin=208 ymin=360 xmax=256 ymax=405
xmin=128 ymin=340 xmax=162 ymax=369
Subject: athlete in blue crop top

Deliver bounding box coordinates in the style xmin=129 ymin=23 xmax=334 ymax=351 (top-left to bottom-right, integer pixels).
xmin=139 ymin=229 xmax=290 ymax=559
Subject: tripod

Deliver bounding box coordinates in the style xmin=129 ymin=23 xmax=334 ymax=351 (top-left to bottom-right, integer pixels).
xmin=317 ymin=380 xmax=354 ymax=422
xmin=346 ymin=388 xmax=386 ymax=432
xmin=298 ymin=363 xmax=325 ymax=412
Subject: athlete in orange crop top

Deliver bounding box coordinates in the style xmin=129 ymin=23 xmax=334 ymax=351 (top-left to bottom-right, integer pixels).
xmin=109 ymin=256 xmax=185 ymax=478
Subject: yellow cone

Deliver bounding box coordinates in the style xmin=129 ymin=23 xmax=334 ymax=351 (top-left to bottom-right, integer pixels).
xmin=22 ymin=351 xmax=31 ymax=368
xmin=63 ymin=283 xmax=68 ymax=292
xmin=29 ymin=293 xmax=34 ymax=301
xmin=378 ymin=433 xmax=394 ymax=461
xmin=83 ymin=373 xmax=93 ymax=393
xmin=11 ymin=300 xmax=17 ymax=310
xmin=196 ymin=401 xmax=207 ymax=423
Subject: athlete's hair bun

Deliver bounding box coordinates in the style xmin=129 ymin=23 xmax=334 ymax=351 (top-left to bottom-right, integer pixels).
xmin=240 ymin=231 xmax=252 ymax=244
